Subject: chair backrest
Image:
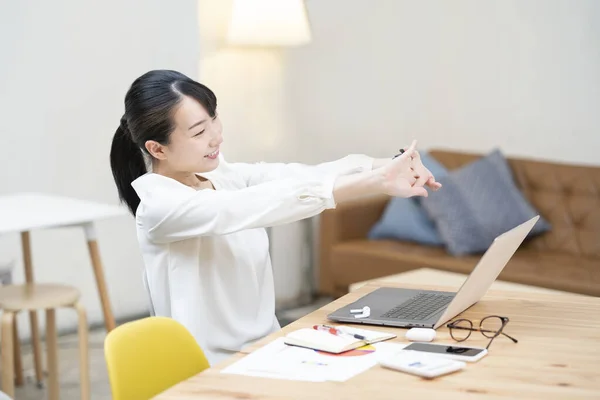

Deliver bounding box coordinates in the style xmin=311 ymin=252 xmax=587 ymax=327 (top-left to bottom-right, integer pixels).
xmin=104 ymin=316 xmax=210 ymax=400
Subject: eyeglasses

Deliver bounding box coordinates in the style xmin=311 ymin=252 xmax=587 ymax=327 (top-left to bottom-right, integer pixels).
xmin=446 ymin=315 xmax=518 ymax=350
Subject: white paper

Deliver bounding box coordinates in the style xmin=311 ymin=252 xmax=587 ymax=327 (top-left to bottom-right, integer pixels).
xmin=221 ymin=337 xmax=406 ymax=382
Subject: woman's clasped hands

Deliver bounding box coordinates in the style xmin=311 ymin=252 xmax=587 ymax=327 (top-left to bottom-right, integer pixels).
xmin=379 ymin=140 xmax=442 ymax=198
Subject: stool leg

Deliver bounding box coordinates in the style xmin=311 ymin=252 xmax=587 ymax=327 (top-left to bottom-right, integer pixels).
xmin=74 ymin=302 xmax=90 ymax=400
xmin=1 ymin=312 xmax=15 ymax=398
xmin=29 ymin=310 xmax=45 ymax=387
xmin=21 ymin=231 xmax=45 ymax=387
xmin=45 ymin=309 xmax=59 ymax=400
xmin=12 ymin=313 xmax=24 ymax=386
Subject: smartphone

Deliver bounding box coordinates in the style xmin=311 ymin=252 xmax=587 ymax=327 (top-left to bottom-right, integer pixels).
xmin=402 ymin=342 xmax=488 ymax=362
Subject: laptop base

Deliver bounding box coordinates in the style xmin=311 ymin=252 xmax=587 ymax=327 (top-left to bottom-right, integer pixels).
xmin=327 ymin=287 xmax=455 ymax=329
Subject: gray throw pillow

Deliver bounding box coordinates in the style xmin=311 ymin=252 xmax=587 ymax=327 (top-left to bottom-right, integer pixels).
xmin=420 ymin=149 xmax=551 ymax=255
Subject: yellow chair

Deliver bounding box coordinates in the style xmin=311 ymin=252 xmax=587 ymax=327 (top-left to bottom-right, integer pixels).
xmin=104 ymin=316 xmax=210 ymax=400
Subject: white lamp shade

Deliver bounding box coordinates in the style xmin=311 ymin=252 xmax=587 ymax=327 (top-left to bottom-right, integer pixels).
xmin=227 ymin=0 xmax=311 ymax=46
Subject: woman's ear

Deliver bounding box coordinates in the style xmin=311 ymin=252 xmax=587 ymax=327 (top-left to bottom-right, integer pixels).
xmin=145 ymin=140 xmax=167 ymax=160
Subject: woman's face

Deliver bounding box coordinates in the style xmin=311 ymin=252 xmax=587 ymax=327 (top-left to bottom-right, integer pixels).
xmin=147 ymin=95 xmax=223 ymax=174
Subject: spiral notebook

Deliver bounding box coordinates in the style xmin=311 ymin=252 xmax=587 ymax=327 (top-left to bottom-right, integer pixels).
xmin=283 ymin=326 xmax=396 ymax=354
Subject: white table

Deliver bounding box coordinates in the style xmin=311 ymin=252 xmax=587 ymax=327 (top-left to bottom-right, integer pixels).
xmin=0 ymin=192 xmax=127 ymax=386
xmin=349 ymin=267 xmax=586 ymax=296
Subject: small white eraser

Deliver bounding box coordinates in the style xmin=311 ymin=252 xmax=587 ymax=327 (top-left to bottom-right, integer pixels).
xmin=405 ymin=328 xmax=436 ymax=342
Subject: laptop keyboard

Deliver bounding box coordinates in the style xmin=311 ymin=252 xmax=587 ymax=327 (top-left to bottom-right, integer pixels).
xmin=381 ymin=293 xmax=454 ymax=321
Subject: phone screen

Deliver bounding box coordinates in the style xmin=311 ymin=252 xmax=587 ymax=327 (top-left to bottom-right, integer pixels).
xmin=404 ymin=343 xmax=485 ymax=357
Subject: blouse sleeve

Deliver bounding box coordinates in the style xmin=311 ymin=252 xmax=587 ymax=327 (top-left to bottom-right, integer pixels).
xmin=228 ymin=154 xmax=374 ymax=187
xmin=135 ymin=173 xmax=339 ymax=244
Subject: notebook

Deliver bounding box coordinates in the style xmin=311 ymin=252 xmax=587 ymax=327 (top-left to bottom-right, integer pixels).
xmin=283 ymin=326 xmax=396 ymax=354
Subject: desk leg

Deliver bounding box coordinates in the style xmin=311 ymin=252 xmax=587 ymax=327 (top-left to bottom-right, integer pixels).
xmin=21 ymin=231 xmax=44 ymax=387
xmin=84 ymin=225 xmax=115 ymax=332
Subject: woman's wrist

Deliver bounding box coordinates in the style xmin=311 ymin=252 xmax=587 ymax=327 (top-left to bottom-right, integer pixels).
xmin=372 ymin=158 xmax=393 ymax=170
xmin=332 ymin=169 xmax=386 ymax=203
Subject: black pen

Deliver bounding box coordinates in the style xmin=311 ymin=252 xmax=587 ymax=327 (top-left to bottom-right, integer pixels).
xmin=392 ymin=148 xmax=405 ymax=159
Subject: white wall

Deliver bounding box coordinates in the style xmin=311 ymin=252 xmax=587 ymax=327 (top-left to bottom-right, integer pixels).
xmin=283 ymin=0 xmax=600 ymax=166
xmin=0 ymin=0 xmax=200 ymax=337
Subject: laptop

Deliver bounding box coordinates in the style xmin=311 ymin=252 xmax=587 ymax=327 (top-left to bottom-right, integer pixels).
xmin=327 ymin=215 xmax=540 ymax=330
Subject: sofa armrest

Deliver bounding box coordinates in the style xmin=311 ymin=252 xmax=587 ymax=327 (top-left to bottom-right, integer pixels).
xmin=318 ymin=194 xmax=389 ymax=295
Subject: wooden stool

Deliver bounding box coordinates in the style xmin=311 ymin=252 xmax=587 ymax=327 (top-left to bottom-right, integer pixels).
xmin=0 ymin=284 xmax=89 ymax=400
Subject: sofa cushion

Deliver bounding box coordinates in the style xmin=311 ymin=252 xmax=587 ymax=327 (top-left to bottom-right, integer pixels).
xmin=330 ymin=240 xmax=600 ymax=296
xmin=420 ymin=149 xmax=551 ymax=255
xmin=368 ymin=152 xmax=448 ymax=245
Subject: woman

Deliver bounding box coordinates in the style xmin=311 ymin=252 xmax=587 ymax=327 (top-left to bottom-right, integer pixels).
xmin=109 ymin=69 xmax=441 ymax=366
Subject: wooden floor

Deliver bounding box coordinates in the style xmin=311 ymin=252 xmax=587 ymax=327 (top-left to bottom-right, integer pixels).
xmin=9 ymin=328 xmax=111 ymax=400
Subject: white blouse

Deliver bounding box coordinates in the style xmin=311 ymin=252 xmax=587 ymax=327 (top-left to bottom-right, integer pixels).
xmin=131 ymin=153 xmax=374 ymax=366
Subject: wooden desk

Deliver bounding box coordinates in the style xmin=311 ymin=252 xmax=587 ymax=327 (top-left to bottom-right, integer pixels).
xmin=155 ymin=282 xmax=600 ymax=400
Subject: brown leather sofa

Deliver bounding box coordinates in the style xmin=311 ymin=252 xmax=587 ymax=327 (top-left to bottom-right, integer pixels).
xmin=319 ymin=149 xmax=600 ymax=298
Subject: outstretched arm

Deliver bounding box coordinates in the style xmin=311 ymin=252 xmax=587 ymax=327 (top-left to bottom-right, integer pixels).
xmin=229 ymin=147 xmax=439 ymax=192
xmin=137 ymin=141 xmax=439 ymax=243
xmin=227 ymin=154 xmax=375 ymax=187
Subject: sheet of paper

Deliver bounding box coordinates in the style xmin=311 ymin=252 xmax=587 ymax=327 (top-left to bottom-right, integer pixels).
xmin=221 ymin=337 xmax=406 ymax=382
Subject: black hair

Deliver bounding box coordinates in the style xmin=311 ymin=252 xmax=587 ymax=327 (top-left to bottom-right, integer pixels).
xmin=109 ymin=70 xmax=217 ymax=215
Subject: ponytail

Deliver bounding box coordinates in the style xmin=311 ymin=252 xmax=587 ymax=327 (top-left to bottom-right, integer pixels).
xmin=110 ymin=116 xmax=147 ymax=215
